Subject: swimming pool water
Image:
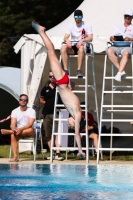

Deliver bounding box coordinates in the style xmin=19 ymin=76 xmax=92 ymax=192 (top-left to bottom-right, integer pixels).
xmin=0 ymin=164 xmax=133 ymax=200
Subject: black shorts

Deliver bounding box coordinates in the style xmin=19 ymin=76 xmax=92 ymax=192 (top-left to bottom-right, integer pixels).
xmin=89 ymin=129 xmax=99 ymax=135
xmin=72 ymin=45 xmax=78 ymax=55
xmin=43 ymin=114 xmax=58 ymax=137
xmin=80 ymin=117 xmax=86 ymax=132
xmin=72 ymin=45 xmax=91 ymax=55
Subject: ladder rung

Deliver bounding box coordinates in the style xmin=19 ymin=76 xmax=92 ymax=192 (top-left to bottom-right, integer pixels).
xmin=56 ymin=90 xmax=86 ymax=94
xmin=53 ymin=133 xmax=87 ymax=135
xmin=90 ymin=109 xmax=97 ymax=112
xmin=69 ymin=55 xmax=78 ymax=57
xmin=105 ymin=110 xmax=133 ymax=112
xmin=56 ymin=90 xmax=87 ymax=93
xmin=51 ymin=147 xmax=90 ymax=150
xmin=54 ymin=118 xmax=67 ymax=121
xmin=69 ymin=76 xmax=86 ymax=79
xmin=99 ymin=148 xmax=133 ymax=151
xmin=101 ymin=119 xmax=133 ymax=122
xmin=72 ymin=90 xmax=85 ymax=93
xmin=69 ymin=53 xmax=93 ymax=57
xmin=102 ymin=105 xmax=133 ymax=107
xmin=99 ymin=134 xmax=133 ymax=136
xmin=105 ymin=76 xmax=133 ymax=79
xmin=113 ymin=86 xmax=133 ymax=88
xmin=55 ymin=104 xmax=65 ymax=107
xmin=104 ymin=91 xmax=133 ymax=93
xmin=75 ymin=85 xmax=95 ymax=87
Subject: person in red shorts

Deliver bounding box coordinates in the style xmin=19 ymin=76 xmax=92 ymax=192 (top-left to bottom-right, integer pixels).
xmin=32 ymin=21 xmax=85 ymax=158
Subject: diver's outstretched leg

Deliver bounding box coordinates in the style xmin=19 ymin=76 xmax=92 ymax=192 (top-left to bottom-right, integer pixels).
xmin=32 ymin=21 xmax=46 ymax=34
xmin=32 ymin=20 xmax=55 ymax=53
xmin=32 ymin=21 xmax=64 ymax=80
xmin=74 ymin=113 xmax=86 ymax=158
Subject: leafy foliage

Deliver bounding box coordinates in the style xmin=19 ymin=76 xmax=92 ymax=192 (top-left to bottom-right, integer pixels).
xmin=0 ymin=0 xmax=83 ymax=67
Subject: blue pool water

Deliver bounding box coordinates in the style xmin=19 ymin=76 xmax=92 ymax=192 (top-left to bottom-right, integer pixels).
xmin=0 ymin=164 xmax=133 ymax=200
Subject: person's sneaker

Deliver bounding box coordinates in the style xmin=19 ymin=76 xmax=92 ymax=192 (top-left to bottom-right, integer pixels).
xmin=115 ymin=72 xmax=121 ymax=82
xmin=94 ymin=149 xmax=98 ymax=157
xmin=64 ymin=70 xmax=69 ymax=75
xmin=47 ymin=155 xmax=55 ymax=160
xmin=54 ymin=154 xmax=64 ymax=161
xmin=77 ymin=70 xmax=83 ymax=77
xmin=77 ymin=152 xmax=86 ymax=159
xmin=121 ymin=70 xmax=126 ymax=76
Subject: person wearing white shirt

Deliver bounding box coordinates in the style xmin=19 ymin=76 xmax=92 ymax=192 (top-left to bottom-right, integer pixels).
xmin=1 ymin=94 xmax=36 ymax=162
xmin=107 ymin=8 xmax=133 ymax=82
xmin=61 ymin=9 xmax=93 ymax=77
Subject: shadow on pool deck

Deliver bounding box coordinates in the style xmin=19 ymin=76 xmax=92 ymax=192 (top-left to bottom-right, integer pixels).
xmin=0 ymin=158 xmax=133 ymax=165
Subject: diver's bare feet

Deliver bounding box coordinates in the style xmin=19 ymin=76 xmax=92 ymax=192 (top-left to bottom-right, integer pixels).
xmin=1 ymin=129 xmax=14 ymax=135
xmin=32 ymin=21 xmax=46 ymax=34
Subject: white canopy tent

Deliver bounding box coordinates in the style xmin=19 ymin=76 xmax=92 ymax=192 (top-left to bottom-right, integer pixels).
xmin=0 ymin=67 xmax=20 ymax=100
xmin=11 ymin=1 xmax=132 ymax=132
xmin=46 ymin=0 xmax=133 ymax=52
xmin=0 ymin=0 xmax=132 ymax=149
xmin=13 ymin=0 xmax=133 ymax=108
xmin=0 ymin=67 xmax=20 ymax=131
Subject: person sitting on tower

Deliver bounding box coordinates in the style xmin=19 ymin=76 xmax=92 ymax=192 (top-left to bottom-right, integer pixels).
xmin=61 ymin=9 xmax=93 ymax=77
xmin=107 ymin=8 xmax=133 ymax=82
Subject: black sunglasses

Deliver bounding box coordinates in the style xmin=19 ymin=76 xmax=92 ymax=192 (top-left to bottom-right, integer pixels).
xmin=124 ymin=15 xmax=132 ymax=18
xmin=49 ymin=75 xmax=54 ymax=78
xmin=19 ymin=98 xmax=28 ymax=102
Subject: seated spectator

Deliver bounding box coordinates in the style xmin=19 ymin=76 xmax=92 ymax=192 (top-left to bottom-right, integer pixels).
xmin=61 ymin=9 xmax=93 ymax=77
xmin=1 ymin=94 xmax=35 ymax=162
xmin=107 ymin=8 xmax=133 ymax=82
xmin=68 ymin=102 xmax=98 ymax=154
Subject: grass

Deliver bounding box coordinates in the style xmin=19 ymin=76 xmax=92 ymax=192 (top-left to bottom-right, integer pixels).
xmin=0 ymin=145 xmax=133 ymax=161
xmin=0 ymin=145 xmax=94 ymax=160
xmin=0 ymin=145 xmax=49 ymax=160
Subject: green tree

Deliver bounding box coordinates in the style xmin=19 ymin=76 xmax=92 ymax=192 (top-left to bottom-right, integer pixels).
xmin=0 ymin=0 xmax=83 ymax=67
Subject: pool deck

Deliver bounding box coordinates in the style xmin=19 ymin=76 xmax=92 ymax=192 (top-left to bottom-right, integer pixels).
xmin=0 ymin=158 xmax=133 ymax=165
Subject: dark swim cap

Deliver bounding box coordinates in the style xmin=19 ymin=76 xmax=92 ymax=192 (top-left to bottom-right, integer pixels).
xmin=74 ymin=10 xmax=83 ymax=17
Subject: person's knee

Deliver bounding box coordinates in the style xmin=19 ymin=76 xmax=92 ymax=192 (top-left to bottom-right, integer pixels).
xmin=107 ymin=48 xmax=115 ymax=55
xmin=28 ymin=128 xmax=34 ymax=134
xmin=61 ymin=45 xmax=67 ymax=54
xmin=122 ymin=51 xmax=129 ymax=57
xmin=11 ymin=134 xmax=19 ymax=142
xmin=22 ymin=128 xmax=34 ymax=135
xmin=11 ymin=134 xmax=15 ymax=140
xmin=29 ymin=128 xmax=34 ymax=132
xmin=89 ymin=133 xmax=98 ymax=140
xmin=46 ymin=136 xmax=51 ymax=142
xmin=78 ymin=45 xmax=84 ymax=53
